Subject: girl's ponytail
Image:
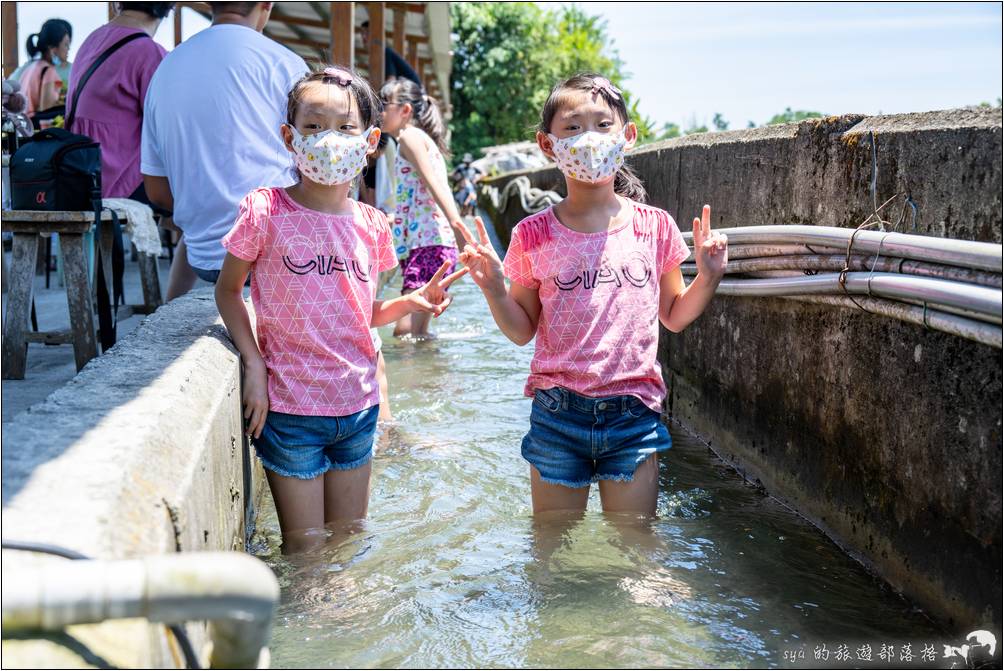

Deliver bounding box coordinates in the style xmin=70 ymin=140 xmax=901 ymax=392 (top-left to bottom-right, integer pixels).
xmin=25 ymin=33 xmax=40 ymax=58
xmin=380 ymin=78 xmax=450 ymax=157
xmin=614 ymin=164 xmax=647 ymax=203
xmin=416 ymin=92 xmax=449 ymax=157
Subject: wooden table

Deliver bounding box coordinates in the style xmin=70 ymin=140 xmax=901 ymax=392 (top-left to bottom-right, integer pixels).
xmin=2 ymin=210 xmax=163 ymax=379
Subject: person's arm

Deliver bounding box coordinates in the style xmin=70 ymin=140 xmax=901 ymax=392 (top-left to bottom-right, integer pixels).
xmin=658 ymin=205 xmax=728 ymax=332
xmin=397 ymin=127 xmax=473 ymax=248
xmin=459 ymin=218 xmax=540 ymax=345
xmin=371 ymin=261 xmax=468 ymax=326
xmin=143 ymin=175 xmax=174 ymax=211
xmin=215 ymin=253 xmax=269 ymax=438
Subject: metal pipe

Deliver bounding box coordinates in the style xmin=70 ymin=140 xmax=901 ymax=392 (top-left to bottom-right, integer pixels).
xmin=680 ymin=255 xmax=1002 ymax=288
xmin=778 ymin=294 xmax=1002 ymax=348
xmin=2 ymin=552 xmax=278 ymax=669
xmin=682 ymin=225 xmax=1003 ymax=272
xmin=708 ymin=272 xmax=1001 ymax=317
xmin=708 ymin=270 xmax=1003 ymax=325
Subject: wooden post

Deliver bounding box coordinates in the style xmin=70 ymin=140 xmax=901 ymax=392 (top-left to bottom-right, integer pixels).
xmin=405 ymin=35 xmax=418 ymax=71
xmin=392 ymin=8 xmax=405 ymax=55
xmin=330 ymin=2 xmax=355 ymax=67
xmin=366 ymin=2 xmax=385 ymax=89
xmin=174 ymin=4 xmax=182 ymax=46
xmin=2 ymin=2 xmax=18 ymax=78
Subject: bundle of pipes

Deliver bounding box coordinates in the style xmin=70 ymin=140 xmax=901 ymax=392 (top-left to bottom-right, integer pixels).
xmin=680 ymin=226 xmax=1004 ymax=348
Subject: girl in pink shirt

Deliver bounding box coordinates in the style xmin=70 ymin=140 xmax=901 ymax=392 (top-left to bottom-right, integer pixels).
xmin=215 ymin=67 xmax=466 ymax=553
xmin=461 ymin=73 xmax=729 ymax=516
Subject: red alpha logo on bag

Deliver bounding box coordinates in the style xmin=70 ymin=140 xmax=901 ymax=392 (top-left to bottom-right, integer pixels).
xmin=35 ymin=191 xmax=46 ymax=205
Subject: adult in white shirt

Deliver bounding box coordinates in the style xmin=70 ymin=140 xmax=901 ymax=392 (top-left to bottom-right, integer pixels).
xmin=141 ymin=1 xmax=309 ymax=299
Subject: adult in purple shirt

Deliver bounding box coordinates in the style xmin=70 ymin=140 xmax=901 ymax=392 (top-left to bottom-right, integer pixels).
xmin=66 ymin=2 xmax=174 ymax=205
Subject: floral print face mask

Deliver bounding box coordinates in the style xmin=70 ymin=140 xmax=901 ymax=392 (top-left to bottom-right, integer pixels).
xmin=290 ymin=126 xmax=376 ymax=186
xmin=547 ymin=129 xmax=628 ymax=184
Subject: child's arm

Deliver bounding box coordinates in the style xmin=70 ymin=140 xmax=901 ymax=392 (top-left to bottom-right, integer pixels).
xmin=215 ymin=253 xmax=269 ymax=439
xmin=398 ymin=127 xmax=474 ymax=248
xmin=460 ymin=218 xmax=541 ymax=345
xmin=659 ymin=205 xmax=728 ymax=332
xmin=371 ymin=261 xmax=468 ymax=327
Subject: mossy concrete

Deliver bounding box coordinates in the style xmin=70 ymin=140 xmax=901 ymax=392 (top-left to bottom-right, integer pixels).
xmin=1 ymin=288 xmax=265 ymax=668
xmin=479 ymin=108 xmax=1003 ymax=631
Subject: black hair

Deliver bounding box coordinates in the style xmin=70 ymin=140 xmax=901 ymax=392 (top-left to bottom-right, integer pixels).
xmin=380 ymin=77 xmax=449 ymax=157
xmin=117 ymin=2 xmax=176 ymax=19
xmin=539 ymin=72 xmax=647 ymax=203
xmin=26 ymin=19 xmax=72 ymax=59
xmin=286 ymin=65 xmax=383 ymax=129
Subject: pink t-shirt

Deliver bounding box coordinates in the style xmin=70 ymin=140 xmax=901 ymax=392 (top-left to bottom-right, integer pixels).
xmin=222 ymin=187 xmax=398 ymax=417
xmin=503 ymin=202 xmax=690 ymax=412
xmin=19 ymin=60 xmax=63 ymax=117
xmin=67 ymin=26 xmax=167 ymax=197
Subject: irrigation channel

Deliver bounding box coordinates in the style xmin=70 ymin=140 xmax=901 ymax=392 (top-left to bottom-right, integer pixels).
xmin=249 ymin=269 xmax=950 ymax=668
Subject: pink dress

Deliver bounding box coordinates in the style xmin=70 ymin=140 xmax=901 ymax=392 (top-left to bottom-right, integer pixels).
xmin=66 ymin=25 xmax=167 ymax=198
xmin=222 ymin=187 xmax=399 ymax=417
xmin=503 ymin=202 xmax=690 ymax=412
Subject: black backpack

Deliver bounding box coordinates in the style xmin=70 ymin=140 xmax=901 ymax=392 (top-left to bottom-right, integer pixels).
xmin=9 ymin=32 xmax=148 ymax=351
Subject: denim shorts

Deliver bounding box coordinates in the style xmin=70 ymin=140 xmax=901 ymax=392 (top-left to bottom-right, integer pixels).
xmin=253 ymin=405 xmax=379 ymax=479
xmin=521 ymin=387 xmax=671 ymax=488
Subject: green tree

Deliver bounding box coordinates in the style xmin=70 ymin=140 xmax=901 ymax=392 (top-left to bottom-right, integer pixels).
xmin=712 ymin=112 xmax=729 ymax=131
xmin=766 ymin=107 xmax=823 ymax=125
xmin=449 ymin=3 xmax=653 ymax=157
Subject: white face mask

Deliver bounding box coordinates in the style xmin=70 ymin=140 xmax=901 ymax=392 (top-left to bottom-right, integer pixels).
xmin=290 ymin=126 xmax=375 ymax=186
xmin=547 ymin=129 xmax=628 ymax=183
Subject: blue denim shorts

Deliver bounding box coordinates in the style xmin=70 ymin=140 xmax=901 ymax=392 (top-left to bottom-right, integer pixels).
xmin=253 ymin=405 xmax=379 ymax=479
xmin=521 ymin=387 xmax=671 ymax=488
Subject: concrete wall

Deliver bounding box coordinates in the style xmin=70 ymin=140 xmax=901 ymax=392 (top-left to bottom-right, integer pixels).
xmin=1 ymin=288 xmax=265 ymax=668
xmin=479 ymin=108 xmax=1003 ymax=631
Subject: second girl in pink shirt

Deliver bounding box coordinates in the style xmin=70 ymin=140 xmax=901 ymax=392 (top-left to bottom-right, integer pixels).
xmin=461 ymin=73 xmax=729 ymax=516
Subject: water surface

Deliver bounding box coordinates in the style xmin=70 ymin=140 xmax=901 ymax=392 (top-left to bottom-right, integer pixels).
xmin=251 ymin=275 xmax=945 ymax=668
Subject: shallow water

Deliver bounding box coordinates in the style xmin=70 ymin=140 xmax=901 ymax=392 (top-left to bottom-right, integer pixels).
xmin=251 ymin=275 xmax=948 ymax=668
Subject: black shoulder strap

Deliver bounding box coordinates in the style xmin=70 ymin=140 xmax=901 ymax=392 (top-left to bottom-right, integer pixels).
xmin=38 ymin=64 xmax=50 ymax=102
xmin=66 ymin=32 xmax=150 ymax=131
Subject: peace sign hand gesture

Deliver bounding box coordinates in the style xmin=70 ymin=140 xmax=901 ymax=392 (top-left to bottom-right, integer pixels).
xmin=458 ymin=217 xmax=506 ymax=298
xmin=693 ymin=204 xmax=728 ymax=280
xmin=407 ymin=260 xmax=469 ymax=317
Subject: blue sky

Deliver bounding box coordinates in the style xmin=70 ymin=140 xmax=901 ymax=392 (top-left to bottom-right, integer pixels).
xmin=12 ymin=2 xmax=1003 ymax=130
xmin=549 ymin=1 xmax=1003 ymax=129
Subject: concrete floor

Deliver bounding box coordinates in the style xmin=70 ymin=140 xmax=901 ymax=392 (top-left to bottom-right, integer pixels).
xmin=1 ymin=244 xmax=213 ymax=422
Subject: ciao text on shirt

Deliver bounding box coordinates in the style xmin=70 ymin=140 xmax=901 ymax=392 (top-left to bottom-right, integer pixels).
xmin=552 ymin=251 xmax=653 ymax=292
xmin=283 ymin=254 xmax=373 ymax=282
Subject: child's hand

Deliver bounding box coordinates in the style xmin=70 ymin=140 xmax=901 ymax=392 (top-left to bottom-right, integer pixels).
xmin=459 ymin=217 xmax=506 ymax=297
xmin=408 ymin=260 xmax=468 ymax=317
xmin=693 ymin=204 xmax=728 ymax=281
xmin=243 ymin=359 xmax=270 ymax=439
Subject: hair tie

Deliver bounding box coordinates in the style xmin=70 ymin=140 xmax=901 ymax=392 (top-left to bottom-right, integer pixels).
xmin=322 ymin=67 xmax=353 ymax=87
xmin=590 ymin=76 xmax=622 ymax=101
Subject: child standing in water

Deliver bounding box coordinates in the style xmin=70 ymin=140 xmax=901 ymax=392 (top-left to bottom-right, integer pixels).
xmin=379 ymin=78 xmax=471 ymax=339
xmin=215 ymin=67 xmax=466 ymax=552
xmin=461 ymin=73 xmax=728 ymax=516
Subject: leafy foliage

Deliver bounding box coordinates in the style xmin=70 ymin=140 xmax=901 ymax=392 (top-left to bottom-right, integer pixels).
xmin=449 ymin=3 xmax=655 ymax=157
xmin=766 ymin=107 xmax=824 ymax=125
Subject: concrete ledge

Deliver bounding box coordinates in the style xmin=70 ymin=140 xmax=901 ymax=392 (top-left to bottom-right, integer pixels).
xmin=2 ymin=287 xmax=264 ymax=668
xmin=479 ymin=108 xmax=1003 ymax=630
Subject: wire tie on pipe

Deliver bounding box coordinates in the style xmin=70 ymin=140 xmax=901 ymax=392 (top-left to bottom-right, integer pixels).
xmin=906 ymin=195 xmax=919 ymax=232
xmin=922 ymin=302 xmax=932 ymax=330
